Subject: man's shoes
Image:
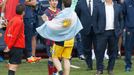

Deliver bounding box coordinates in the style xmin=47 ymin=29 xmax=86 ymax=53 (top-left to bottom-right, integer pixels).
xmin=95 ymin=70 xmax=103 ymax=75
xmin=79 ymin=55 xmax=85 ymax=60
xmin=108 ymin=70 xmax=114 ymax=75
xmin=125 ymin=67 xmax=131 ymax=72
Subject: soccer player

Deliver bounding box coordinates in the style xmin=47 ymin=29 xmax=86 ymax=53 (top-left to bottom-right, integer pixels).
xmin=51 ymin=0 xmax=76 ymax=75
xmin=37 ymin=0 xmax=82 ymax=75
xmin=41 ymin=0 xmax=60 ymax=75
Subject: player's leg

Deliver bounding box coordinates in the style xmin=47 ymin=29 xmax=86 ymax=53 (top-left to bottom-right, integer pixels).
xmin=52 ymin=44 xmax=64 ymax=75
xmin=8 ymin=47 xmax=23 ymax=75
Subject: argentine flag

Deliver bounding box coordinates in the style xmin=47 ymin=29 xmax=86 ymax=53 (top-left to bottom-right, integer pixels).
xmin=36 ymin=0 xmax=83 ymax=41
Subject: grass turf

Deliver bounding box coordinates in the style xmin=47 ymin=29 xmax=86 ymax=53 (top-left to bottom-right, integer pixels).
xmin=0 ymin=58 xmax=134 ymax=75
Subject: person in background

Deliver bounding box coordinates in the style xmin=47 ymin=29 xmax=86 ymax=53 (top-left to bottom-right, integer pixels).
xmin=95 ymin=0 xmax=123 ymax=75
xmin=4 ymin=4 xmax=25 ymax=75
xmin=37 ymin=0 xmax=50 ymax=15
xmin=31 ymin=1 xmax=42 ymax=63
xmin=116 ymin=0 xmax=124 ymax=59
xmin=75 ymin=33 xmax=85 ymax=60
xmin=1 ymin=0 xmax=19 ymax=21
xmin=19 ymin=0 xmax=41 ymax=63
xmin=123 ymin=0 xmax=134 ymax=72
xmin=75 ymin=0 xmax=101 ymax=70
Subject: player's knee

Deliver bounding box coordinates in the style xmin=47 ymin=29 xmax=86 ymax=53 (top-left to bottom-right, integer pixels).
xmin=9 ymin=64 xmax=18 ymax=71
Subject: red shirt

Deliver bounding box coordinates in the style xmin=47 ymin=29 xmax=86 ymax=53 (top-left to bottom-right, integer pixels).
xmin=4 ymin=15 xmax=25 ymax=49
xmin=44 ymin=8 xmax=60 ymax=45
xmin=5 ymin=0 xmax=19 ymax=21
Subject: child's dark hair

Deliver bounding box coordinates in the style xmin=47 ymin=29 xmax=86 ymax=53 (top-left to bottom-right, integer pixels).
xmin=16 ymin=4 xmax=25 ymax=15
xmin=62 ymin=0 xmax=72 ymax=7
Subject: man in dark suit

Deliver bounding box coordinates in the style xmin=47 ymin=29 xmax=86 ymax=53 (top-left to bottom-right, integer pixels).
xmin=75 ymin=0 xmax=100 ymax=70
xmin=95 ymin=0 xmax=123 ymax=75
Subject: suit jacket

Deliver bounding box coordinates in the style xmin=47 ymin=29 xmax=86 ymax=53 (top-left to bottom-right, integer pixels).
xmin=75 ymin=0 xmax=101 ymax=35
xmin=123 ymin=0 xmax=134 ymax=31
xmin=96 ymin=2 xmax=123 ymax=37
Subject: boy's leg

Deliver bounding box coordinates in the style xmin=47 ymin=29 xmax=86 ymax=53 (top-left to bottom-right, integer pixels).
xmin=48 ymin=58 xmax=57 ymax=75
xmin=62 ymin=45 xmax=73 ymax=75
xmin=52 ymin=60 xmax=58 ymax=75
xmin=52 ymin=58 xmax=63 ymax=75
xmin=52 ymin=44 xmax=64 ymax=75
xmin=8 ymin=47 xmax=23 ymax=75
xmin=46 ymin=45 xmax=58 ymax=75
xmin=48 ymin=59 xmax=53 ymax=75
xmin=63 ymin=58 xmax=70 ymax=75
xmin=52 ymin=58 xmax=62 ymax=71
xmin=8 ymin=64 xmax=18 ymax=75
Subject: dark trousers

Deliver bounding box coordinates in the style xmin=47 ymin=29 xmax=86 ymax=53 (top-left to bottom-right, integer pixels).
xmin=81 ymin=28 xmax=96 ymax=68
xmin=96 ymin=30 xmax=118 ymax=71
xmin=23 ymin=18 xmax=34 ymax=58
xmin=75 ymin=33 xmax=84 ymax=56
xmin=124 ymin=31 xmax=134 ymax=68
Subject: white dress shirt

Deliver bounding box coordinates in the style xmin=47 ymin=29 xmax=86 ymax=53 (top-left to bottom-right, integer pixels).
xmin=105 ymin=2 xmax=114 ymax=30
xmin=86 ymin=0 xmax=93 ymax=15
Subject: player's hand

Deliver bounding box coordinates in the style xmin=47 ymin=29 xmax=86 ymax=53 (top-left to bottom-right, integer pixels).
xmin=4 ymin=47 xmax=10 ymax=53
xmin=3 ymin=19 xmax=8 ymax=27
xmin=41 ymin=14 xmax=49 ymax=22
xmin=0 ymin=17 xmax=8 ymax=28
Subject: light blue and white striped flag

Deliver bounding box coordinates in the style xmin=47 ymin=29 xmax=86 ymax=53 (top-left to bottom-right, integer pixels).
xmin=36 ymin=7 xmax=83 ymax=41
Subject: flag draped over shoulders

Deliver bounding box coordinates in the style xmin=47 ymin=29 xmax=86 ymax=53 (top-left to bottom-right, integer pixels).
xmin=36 ymin=8 xmax=83 ymax=42
xmin=36 ymin=0 xmax=82 ymax=41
